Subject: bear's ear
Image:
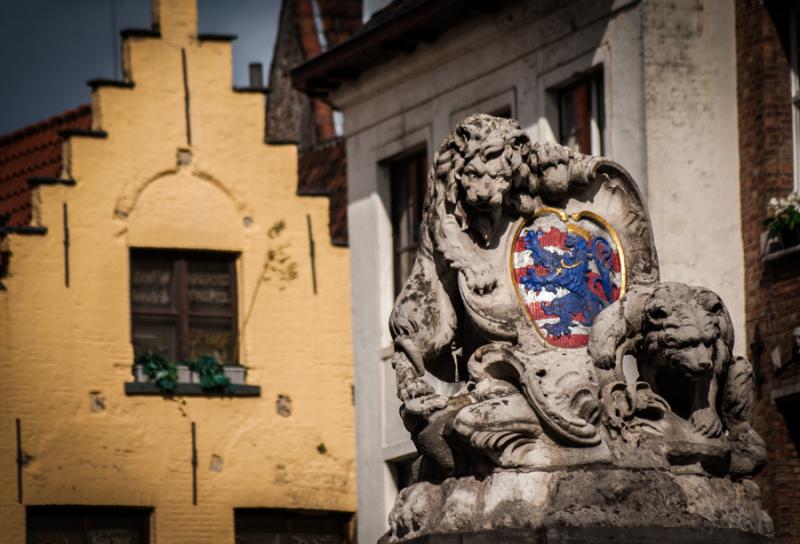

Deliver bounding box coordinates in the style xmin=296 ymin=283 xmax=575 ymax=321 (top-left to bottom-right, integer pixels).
xmin=692 ymin=286 xmax=734 ymax=350
xmin=644 ymin=301 xmax=668 ymax=323
xmin=692 ymin=286 xmax=724 ymax=315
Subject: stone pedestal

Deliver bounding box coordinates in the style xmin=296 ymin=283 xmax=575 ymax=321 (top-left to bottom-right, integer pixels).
xmin=382 ymin=470 xmax=772 ymax=544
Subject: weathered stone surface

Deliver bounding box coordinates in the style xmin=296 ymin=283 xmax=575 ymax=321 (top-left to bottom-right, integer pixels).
xmin=384 ymin=115 xmax=772 ymax=542
xmin=382 ymin=470 xmax=772 ymax=543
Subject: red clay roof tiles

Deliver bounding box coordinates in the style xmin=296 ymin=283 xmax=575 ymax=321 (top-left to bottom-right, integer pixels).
xmin=298 ymin=138 xmax=348 ymax=246
xmin=0 ymin=105 xmax=91 ymax=227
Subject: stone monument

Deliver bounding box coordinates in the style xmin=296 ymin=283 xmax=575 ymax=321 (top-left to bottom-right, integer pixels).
xmin=382 ymin=115 xmax=772 ymax=543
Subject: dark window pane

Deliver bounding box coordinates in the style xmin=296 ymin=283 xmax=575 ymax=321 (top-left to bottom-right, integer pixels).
xmin=132 ymin=318 xmax=178 ymax=360
xmin=235 ymin=510 xmax=350 ymax=544
xmin=88 ymin=530 xmax=140 ymax=544
xmin=187 ymin=318 xmax=234 ymax=363
xmin=290 ymin=535 xmax=340 ymax=544
xmin=292 ymin=515 xmax=344 ymax=534
xmin=235 ymin=531 xmax=285 ymax=544
xmin=559 ymin=88 xmax=578 ymax=151
xmin=29 ymin=530 xmax=84 ymax=544
xmin=390 ymin=150 xmax=428 ymax=296
xmin=131 ymin=259 xmax=174 ymax=311
xmin=490 ymin=106 xmax=512 ymax=118
xmin=27 ymin=507 xmax=150 ymax=544
xmin=388 ymin=456 xmax=416 ymax=491
xmin=558 ymin=70 xmax=604 ymax=155
xmin=187 ymin=260 xmax=233 ymax=314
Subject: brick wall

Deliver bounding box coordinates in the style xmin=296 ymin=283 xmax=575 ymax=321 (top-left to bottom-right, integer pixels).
xmin=736 ymin=1 xmax=800 ymax=541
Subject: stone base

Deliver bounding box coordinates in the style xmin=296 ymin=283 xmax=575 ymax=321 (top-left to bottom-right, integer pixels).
xmin=393 ymin=526 xmax=771 ymax=543
xmin=381 ymin=470 xmax=773 ymax=544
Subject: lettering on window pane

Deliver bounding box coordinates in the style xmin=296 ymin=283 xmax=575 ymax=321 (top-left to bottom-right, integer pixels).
xmin=290 ymin=535 xmax=340 ymax=544
xmin=131 ymin=261 xmax=173 ymax=309
xmin=89 ymin=530 xmax=135 ymax=544
xmin=30 ymin=532 xmax=80 ymax=544
xmin=188 ymin=261 xmax=232 ymax=313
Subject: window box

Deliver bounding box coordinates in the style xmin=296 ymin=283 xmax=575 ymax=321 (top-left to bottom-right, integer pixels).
xmin=777 ymin=227 xmax=800 ymax=250
xmin=132 ymin=362 xmax=248 ymax=386
xmin=762 ymin=228 xmax=800 ymax=263
xmin=224 ymin=365 xmax=247 ymax=385
xmin=124 ymin=381 xmax=260 ymax=397
xmin=133 ymin=363 xmax=194 ymax=384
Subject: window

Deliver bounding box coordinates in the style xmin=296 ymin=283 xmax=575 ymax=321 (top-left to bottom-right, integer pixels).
xmin=389 ymin=149 xmax=428 ymax=296
xmin=557 ymin=70 xmax=604 ymax=155
xmin=387 ymin=455 xmax=417 ymax=492
xmin=490 ymin=105 xmax=512 ymax=119
xmin=791 ymin=10 xmax=800 ymax=191
xmin=234 ymin=509 xmax=353 ymax=544
xmin=27 ymin=506 xmax=151 ymax=544
xmin=130 ymin=249 xmax=238 ymax=364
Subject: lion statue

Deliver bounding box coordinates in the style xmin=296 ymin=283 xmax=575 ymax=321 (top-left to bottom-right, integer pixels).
xmin=589 ymin=282 xmax=766 ymax=476
xmin=389 ymin=115 xmax=604 ymax=475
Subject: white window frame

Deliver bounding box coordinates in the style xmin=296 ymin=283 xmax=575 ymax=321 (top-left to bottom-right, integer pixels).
xmin=552 ymin=69 xmax=605 ymax=156
xmin=791 ymin=9 xmax=800 ymax=191
xmin=538 ymin=46 xmax=609 ymax=155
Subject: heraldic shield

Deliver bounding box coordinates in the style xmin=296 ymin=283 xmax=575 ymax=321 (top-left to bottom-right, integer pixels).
xmin=511 ymin=208 xmax=626 ymax=348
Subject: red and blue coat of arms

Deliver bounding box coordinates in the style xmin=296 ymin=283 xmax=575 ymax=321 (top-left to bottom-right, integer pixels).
xmin=511 ymin=208 xmax=625 ymax=348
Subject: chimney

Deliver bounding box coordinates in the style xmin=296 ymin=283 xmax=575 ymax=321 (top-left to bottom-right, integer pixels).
xmin=249 ymin=63 xmax=264 ymax=89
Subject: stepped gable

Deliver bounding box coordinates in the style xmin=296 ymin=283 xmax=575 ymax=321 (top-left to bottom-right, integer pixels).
xmin=0 ymin=105 xmax=91 ymax=227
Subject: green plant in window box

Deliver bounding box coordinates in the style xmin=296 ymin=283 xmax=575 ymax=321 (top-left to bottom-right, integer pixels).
xmin=187 ymin=355 xmax=232 ymax=393
xmin=768 ymin=192 xmax=800 ymax=250
xmin=135 ymin=352 xmax=178 ymax=392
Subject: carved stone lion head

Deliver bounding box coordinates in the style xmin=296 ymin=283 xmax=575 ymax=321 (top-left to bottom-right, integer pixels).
xmin=434 ymin=114 xmax=539 ymax=228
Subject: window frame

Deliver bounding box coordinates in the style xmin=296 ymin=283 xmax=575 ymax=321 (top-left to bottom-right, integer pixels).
xmin=791 ymin=8 xmax=800 ymax=191
xmin=555 ymin=68 xmax=605 ymax=156
xmin=130 ymin=248 xmax=239 ymax=365
xmin=386 ymin=147 xmax=429 ymax=297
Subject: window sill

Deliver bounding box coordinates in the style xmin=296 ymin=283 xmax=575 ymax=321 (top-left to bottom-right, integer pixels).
xmin=762 ymin=243 xmax=800 ymax=263
xmin=124 ymin=382 xmax=261 ymax=396
xmin=771 ymin=380 xmax=800 ymax=404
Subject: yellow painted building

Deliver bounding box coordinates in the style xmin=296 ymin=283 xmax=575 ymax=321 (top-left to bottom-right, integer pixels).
xmin=0 ymin=0 xmax=355 ymax=541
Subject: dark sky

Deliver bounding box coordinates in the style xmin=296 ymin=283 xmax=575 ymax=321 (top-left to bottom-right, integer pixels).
xmin=0 ymin=0 xmax=281 ymax=135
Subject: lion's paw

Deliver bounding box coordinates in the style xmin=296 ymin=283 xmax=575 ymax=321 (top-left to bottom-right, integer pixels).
xmin=404 ymin=394 xmax=449 ymax=418
xmin=399 ymin=377 xmax=436 ymax=401
xmin=462 ymin=265 xmax=497 ymax=295
xmin=690 ymin=407 xmax=723 ymax=438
